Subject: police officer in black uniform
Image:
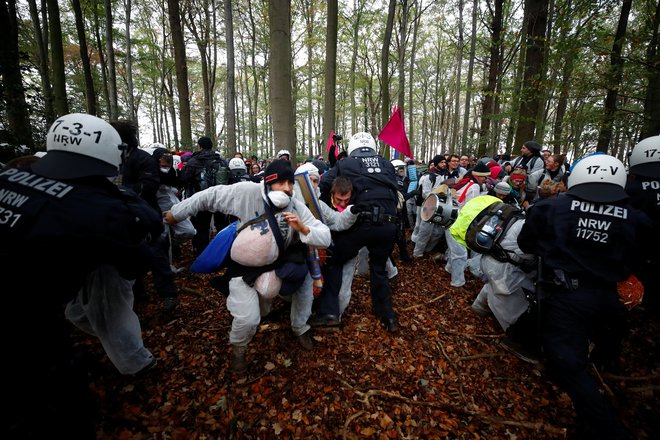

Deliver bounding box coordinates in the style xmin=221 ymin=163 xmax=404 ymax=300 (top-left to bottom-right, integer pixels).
xmin=518 ymin=153 xmax=654 ymax=439
xmin=625 ymin=135 xmax=660 ymax=319
xmin=0 ymin=113 xmax=161 ymax=438
xmin=312 ymin=132 xmax=400 ymax=332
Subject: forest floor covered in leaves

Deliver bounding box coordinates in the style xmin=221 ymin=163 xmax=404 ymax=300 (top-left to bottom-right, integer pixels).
xmin=72 ymin=241 xmax=660 ymax=439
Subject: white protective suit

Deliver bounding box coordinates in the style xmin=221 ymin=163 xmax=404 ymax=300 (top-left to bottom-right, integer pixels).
xmin=65 ymin=265 xmax=154 ymax=375
xmin=412 ymin=172 xmax=446 ymax=258
xmin=445 ymin=180 xmax=484 ymax=287
xmin=170 ymin=181 xmax=331 ymax=346
xmin=471 ymin=218 xmax=536 ymax=331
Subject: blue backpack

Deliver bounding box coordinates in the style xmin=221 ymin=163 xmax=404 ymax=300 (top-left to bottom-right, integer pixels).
xmin=190 ymin=221 xmax=238 ymax=273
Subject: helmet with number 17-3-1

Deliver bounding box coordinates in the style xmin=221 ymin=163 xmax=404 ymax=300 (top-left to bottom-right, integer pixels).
xmin=629 ymin=135 xmax=660 ymax=178
xmin=567 ymin=153 xmax=628 ymax=203
xmin=32 ymin=113 xmax=125 ymax=180
xmin=229 ymin=157 xmax=247 ymax=171
xmin=347 ymin=132 xmax=377 ymax=157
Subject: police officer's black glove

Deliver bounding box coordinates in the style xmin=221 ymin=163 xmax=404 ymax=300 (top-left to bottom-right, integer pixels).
xmin=350 ymin=203 xmax=370 ymax=214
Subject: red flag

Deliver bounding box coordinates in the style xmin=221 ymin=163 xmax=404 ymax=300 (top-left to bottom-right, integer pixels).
xmin=325 ymin=130 xmax=337 ymax=160
xmin=378 ymin=106 xmax=413 ymax=159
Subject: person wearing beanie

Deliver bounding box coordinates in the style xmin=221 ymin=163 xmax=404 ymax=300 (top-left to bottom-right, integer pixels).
xmin=494 ymin=181 xmax=511 ymax=197
xmin=164 ymin=158 xmax=331 ymax=373
xmin=511 ymin=140 xmax=544 ymax=176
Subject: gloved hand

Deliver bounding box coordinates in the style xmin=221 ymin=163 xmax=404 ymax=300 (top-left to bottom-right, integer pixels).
xmin=350 ymin=203 xmax=370 ymax=214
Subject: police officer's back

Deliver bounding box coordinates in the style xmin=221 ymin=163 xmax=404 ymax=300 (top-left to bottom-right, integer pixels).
xmin=518 ymin=153 xmax=653 ymax=440
xmin=0 ymin=113 xmax=161 ymax=438
xmin=625 ymin=136 xmax=660 ymax=318
xmin=314 ymin=132 xmax=400 ymax=332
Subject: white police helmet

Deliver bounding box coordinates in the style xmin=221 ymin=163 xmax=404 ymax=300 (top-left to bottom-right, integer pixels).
xmin=567 ymin=153 xmax=628 ymax=203
xmin=229 ymin=157 xmax=247 ymax=171
xmin=347 ymin=132 xmax=377 ymax=157
xmin=277 ymin=149 xmax=291 ymax=160
xmin=391 ymin=159 xmax=406 ymax=168
xmin=32 ymin=113 xmax=124 ymax=180
xmin=629 ymin=135 xmax=660 ymax=178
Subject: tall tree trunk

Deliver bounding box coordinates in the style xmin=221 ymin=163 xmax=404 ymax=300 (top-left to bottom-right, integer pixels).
xmin=514 ymin=0 xmax=548 ymax=148
xmin=505 ymin=20 xmax=527 ymax=155
xmin=123 ymin=0 xmax=135 ymax=120
xmin=323 ymin=0 xmax=338 ymax=149
xmin=92 ymin=0 xmax=110 ymax=117
xmin=596 ymin=0 xmax=632 ymax=152
xmin=167 ymin=0 xmax=192 ymax=149
xmin=225 ymin=0 xmax=237 ymax=155
xmin=397 ymin=0 xmax=408 ymax=111
xmin=408 ymin=1 xmax=421 ymax=147
xmin=380 ymin=0 xmax=397 ymax=157
xmin=0 ymin=0 xmax=33 ymax=148
xmin=303 ymin=0 xmax=315 ymax=155
xmin=47 ymin=0 xmax=68 ymax=116
xmin=462 ymin=0 xmax=478 ymax=151
xmin=269 ymin=0 xmax=296 ymax=155
xmin=451 ymin=0 xmax=464 ymax=151
xmin=104 ymin=0 xmax=118 ymax=119
xmin=551 ymin=56 xmax=574 ymax=154
xmin=641 ymin=0 xmax=660 ymax=139
xmin=248 ymin=0 xmax=258 ymax=148
xmin=71 ymin=0 xmax=97 ymax=115
xmin=27 ymin=0 xmax=53 ymax=125
xmin=479 ymin=0 xmax=503 ymax=156
xmin=349 ymin=0 xmax=363 ymax=135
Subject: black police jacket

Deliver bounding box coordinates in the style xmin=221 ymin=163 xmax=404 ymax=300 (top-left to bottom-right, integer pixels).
xmin=120 ymin=147 xmax=161 ymax=213
xmin=0 ymin=167 xmax=162 ymax=305
xmin=517 ymin=193 xmax=654 ymax=283
xmin=626 ymin=177 xmax=660 ymax=227
xmin=320 ymin=154 xmax=398 ymax=216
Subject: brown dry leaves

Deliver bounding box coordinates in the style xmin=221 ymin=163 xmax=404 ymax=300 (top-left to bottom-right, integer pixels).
xmin=73 ymin=242 xmax=659 ymax=439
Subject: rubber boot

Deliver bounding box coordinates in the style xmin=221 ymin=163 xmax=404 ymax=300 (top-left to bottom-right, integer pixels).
xmin=231 ymin=345 xmax=248 ymax=374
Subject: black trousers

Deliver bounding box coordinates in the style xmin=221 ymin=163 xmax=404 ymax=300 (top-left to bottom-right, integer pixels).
xmin=191 ymin=211 xmax=214 ymax=255
xmin=542 ymin=285 xmax=630 ymax=439
xmin=318 ymin=222 xmax=396 ymax=320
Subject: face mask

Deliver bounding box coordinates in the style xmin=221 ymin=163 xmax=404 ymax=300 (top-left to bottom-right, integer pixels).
xmin=267 ymin=190 xmax=291 ymax=209
xmin=160 ymin=167 xmax=171 ymax=173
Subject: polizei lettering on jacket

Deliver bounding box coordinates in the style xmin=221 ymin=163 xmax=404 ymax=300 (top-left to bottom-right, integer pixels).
xmin=0 ymin=168 xmax=74 ymax=199
xmin=569 ymin=200 xmax=628 ymax=219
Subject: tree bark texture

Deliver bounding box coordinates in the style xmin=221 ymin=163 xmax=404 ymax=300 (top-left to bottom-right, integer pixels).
xmin=514 ymin=0 xmax=548 ymax=149
xmin=167 ymin=0 xmax=192 ymax=149
xmin=0 ymin=0 xmax=33 ymax=147
xmin=47 ymin=0 xmax=68 ymax=116
xmin=596 ymin=0 xmax=632 ymax=152
xmin=323 ymin=0 xmax=338 ymax=150
xmin=225 ymin=0 xmax=237 ymax=155
xmin=72 ymin=0 xmax=97 ymax=116
xmin=269 ymin=0 xmax=296 ymax=156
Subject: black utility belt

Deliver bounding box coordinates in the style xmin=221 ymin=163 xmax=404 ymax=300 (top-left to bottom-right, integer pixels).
xmin=357 ymin=212 xmax=400 ymax=225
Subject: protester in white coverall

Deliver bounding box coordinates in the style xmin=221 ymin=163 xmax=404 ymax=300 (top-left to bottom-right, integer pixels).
xmin=293 ymin=164 xmax=359 ymax=319
xmin=444 ymin=164 xmax=490 ymax=287
xmin=412 ymin=165 xmax=447 ymax=258
xmin=65 ymin=265 xmax=155 ymax=375
xmin=164 ymin=160 xmax=331 ymax=374
xmin=470 ymin=218 xmax=536 ymax=331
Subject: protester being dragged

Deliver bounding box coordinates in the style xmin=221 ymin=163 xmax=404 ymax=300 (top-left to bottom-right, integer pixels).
xmin=314 ymin=132 xmax=401 ymax=332
xmin=164 ymin=159 xmax=331 ymax=374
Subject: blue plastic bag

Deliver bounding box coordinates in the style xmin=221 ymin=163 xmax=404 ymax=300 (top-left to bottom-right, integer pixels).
xmin=190 ymin=221 xmax=238 ymax=273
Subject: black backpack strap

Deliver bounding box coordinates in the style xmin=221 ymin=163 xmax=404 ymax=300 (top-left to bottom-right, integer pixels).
xmin=263 ymin=203 xmax=286 ymax=257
